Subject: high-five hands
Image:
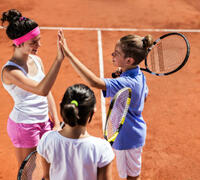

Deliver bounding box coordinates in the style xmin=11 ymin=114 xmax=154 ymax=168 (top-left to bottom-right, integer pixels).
xmin=57 ymin=29 xmax=65 ymax=61
xmin=58 ymin=29 xmax=72 ymax=58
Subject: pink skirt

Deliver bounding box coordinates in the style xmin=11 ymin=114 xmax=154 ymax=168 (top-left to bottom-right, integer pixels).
xmin=7 ymin=118 xmax=53 ymax=148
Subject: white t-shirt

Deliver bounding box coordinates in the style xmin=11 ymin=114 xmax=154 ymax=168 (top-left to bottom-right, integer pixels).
xmin=37 ymin=131 xmax=115 ymax=180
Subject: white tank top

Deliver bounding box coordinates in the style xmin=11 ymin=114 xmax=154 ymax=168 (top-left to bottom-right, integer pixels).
xmin=1 ymin=55 xmax=49 ymax=124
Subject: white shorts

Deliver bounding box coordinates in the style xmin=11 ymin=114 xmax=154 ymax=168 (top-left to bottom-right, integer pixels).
xmin=114 ymin=147 xmax=143 ymax=178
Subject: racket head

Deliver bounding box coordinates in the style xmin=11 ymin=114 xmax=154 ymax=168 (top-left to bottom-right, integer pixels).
xmin=103 ymin=87 xmax=132 ymax=145
xmin=17 ymin=150 xmax=44 ymax=180
xmin=142 ymin=32 xmax=190 ymax=76
xmin=17 ymin=122 xmax=65 ymax=180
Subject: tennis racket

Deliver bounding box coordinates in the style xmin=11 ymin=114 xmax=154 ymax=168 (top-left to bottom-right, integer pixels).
xmin=104 ymin=87 xmax=132 ymax=145
xmin=112 ymin=32 xmax=190 ymax=77
xmin=17 ymin=150 xmax=44 ymax=180
xmin=17 ymin=122 xmax=65 ymax=180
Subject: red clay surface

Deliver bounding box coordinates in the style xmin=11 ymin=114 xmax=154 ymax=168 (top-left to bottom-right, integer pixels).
xmin=0 ymin=0 xmax=200 ymax=179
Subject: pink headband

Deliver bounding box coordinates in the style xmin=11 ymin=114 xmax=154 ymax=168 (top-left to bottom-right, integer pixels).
xmin=13 ymin=26 xmax=40 ymax=46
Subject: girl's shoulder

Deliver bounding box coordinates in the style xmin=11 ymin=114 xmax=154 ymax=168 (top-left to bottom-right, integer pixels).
xmin=41 ymin=130 xmax=55 ymax=140
xmin=87 ymin=136 xmax=111 ymax=147
xmin=2 ymin=61 xmax=27 ymax=75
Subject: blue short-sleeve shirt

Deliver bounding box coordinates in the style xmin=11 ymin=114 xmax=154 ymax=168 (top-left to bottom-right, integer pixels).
xmin=103 ymin=66 xmax=148 ymax=150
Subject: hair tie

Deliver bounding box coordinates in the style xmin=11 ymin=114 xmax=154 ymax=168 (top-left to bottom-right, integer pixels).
xmin=71 ymin=100 xmax=79 ymax=107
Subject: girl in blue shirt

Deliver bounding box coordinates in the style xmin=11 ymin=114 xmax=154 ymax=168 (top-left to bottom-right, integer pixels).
xmin=59 ymin=30 xmax=153 ymax=180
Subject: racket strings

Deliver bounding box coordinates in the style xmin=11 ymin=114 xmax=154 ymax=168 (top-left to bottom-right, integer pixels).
xmin=107 ymin=89 xmax=129 ymax=139
xmin=157 ymin=42 xmax=165 ymax=72
xmin=147 ymin=35 xmax=187 ymax=74
xmin=19 ymin=152 xmax=44 ymax=180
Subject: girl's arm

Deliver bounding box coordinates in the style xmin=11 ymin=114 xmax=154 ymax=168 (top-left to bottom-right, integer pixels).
xmin=38 ymin=54 xmax=60 ymax=130
xmin=2 ymin=30 xmax=64 ymax=96
xmin=59 ymin=30 xmax=106 ymax=90
xmin=97 ymin=162 xmax=113 ymax=180
xmin=47 ymin=92 xmax=60 ymax=130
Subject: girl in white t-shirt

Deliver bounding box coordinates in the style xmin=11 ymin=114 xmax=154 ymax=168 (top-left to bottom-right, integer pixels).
xmin=37 ymin=84 xmax=114 ymax=180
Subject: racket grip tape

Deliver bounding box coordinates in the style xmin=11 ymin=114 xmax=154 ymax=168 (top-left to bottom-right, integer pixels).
xmin=112 ymin=72 xmax=118 ymax=78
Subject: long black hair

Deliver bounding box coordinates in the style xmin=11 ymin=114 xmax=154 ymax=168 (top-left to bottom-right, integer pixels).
xmin=1 ymin=9 xmax=38 ymax=40
xmin=60 ymin=84 xmax=96 ymax=127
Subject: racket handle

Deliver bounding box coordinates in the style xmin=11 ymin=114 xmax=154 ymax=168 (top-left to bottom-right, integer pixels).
xmin=112 ymin=72 xmax=118 ymax=78
xmin=112 ymin=68 xmax=122 ymax=78
xmin=60 ymin=122 xmax=65 ymax=128
xmin=112 ymin=71 xmax=122 ymax=78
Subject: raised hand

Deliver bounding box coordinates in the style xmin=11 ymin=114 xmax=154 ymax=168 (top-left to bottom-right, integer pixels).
xmin=57 ymin=29 xmax=65 ymax=61
xmin=58 ymin=29 xmax=72 ymax=58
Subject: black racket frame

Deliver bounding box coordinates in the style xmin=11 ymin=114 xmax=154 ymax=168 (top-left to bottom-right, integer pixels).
xmin=141 ymin=32 xmax=190 ymax=76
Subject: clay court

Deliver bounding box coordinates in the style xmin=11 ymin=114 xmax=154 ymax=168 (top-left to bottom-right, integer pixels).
xmin=0 ymin=0 xmax=200 ymax=179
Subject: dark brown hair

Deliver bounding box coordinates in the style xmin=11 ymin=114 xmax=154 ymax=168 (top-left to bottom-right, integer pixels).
xmin=1 ymin=9 xmax=38 ymax=40
xmin=60 ymin=84 xmax=96 ymax=127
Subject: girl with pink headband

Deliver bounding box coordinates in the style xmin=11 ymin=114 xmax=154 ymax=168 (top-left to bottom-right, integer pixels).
xmin=1 ymin=9 xmax=65 ymax=171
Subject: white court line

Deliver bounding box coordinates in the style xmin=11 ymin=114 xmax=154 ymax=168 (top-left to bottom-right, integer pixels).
xmin=38 ymin=27 xmax=200 ymax=32
xmin=1 ymin=26 xmax=200 ymax=32
xmin=97 ymin=30 xmax=106 ymax=132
